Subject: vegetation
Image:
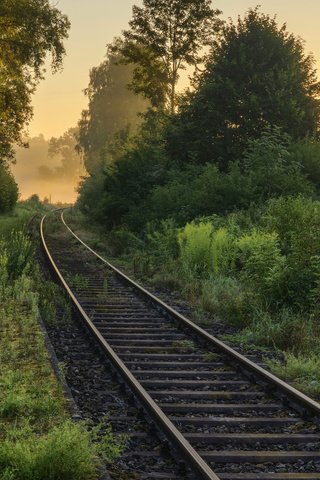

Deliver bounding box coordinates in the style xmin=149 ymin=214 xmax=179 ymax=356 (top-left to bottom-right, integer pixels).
xmin=0 ymin=0 xmax=70 ymax=165
xmin=0 ymin=166 xmax=18 ymax=213
xmin=0 ymin=204 xmax=124 ymax=479
xmin=117 ymin=0 xmax=221 ymax=112
xmin=77 ymin=40 xmax=148 ymax=174
xmin=72 ymin=5 xmax=320 ymax=399
xmin=168 ymin=7 xmax=320 ymax=167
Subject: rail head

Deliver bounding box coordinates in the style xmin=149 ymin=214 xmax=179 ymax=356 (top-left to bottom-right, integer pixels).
xmin=60 ymin=210 xmax=320 ymax=418
xmin=40 ymin=213 xmax=221 ymax=480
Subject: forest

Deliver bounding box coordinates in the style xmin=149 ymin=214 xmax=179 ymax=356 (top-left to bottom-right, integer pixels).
xmin=73 ymin=4 xmax=320 ymax=396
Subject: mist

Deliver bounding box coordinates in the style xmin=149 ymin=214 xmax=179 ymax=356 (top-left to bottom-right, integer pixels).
xmin=11 ymin=132 xmax=85 ymax=204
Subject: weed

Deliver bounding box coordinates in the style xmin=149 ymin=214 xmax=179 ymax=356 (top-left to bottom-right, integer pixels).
xmin=200 ymin=275 xmax=248 ymax=326
xmin=178 ymin=221 xmax=213 ymax=276
xmin=203 ymin=352 xmax=220 ymax=362
xmin=171 ymin=339 xmax=195 ymax=352
xmin=211 ymin=227 xmax=235 ymax=275
xmin=267 ymin=353 xmax=320 ymax=398
xmin=65 ymin=273 xmax=89 ymax=289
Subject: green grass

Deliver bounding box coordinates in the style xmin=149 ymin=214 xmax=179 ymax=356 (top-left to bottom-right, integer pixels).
xmin=0 ymin=202 xmax=125 ymax=479
xmin=267 ymin=353 xmax=320 ymax=398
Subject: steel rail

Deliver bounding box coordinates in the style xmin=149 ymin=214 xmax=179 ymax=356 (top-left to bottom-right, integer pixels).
xmin=40 ymin=214 xmax=221 ymax=480
xmin=60 ymin=210 xmax=320 ymax=418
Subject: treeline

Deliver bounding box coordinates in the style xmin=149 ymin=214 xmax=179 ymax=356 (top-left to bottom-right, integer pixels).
xmin=77 ymin=6 xmax=320 ymax=232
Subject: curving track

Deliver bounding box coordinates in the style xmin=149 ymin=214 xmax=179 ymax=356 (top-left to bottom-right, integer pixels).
xmin=41 ymin=210 xmax=320 ymax=480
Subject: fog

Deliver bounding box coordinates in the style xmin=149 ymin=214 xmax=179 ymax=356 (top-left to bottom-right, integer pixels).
xmin=11 ymin=134 xmax=85 ymax=204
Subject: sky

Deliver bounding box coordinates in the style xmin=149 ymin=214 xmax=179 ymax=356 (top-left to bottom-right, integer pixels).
xmin=29 ymin=0 xmax=320 ymax=140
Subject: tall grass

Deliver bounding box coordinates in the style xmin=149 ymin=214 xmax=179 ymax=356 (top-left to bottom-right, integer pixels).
xmin=211 ymin=227 xmax=235 ymax=274
xmin=200 ymin=275 xmax=247 ymax=325
xmin=178 ymin=221 xmax=213 ymax=275
xmin=0 ymin=204 xmax=124 ymax=479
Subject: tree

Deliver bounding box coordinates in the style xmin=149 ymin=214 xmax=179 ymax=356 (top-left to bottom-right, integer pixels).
xmin=0 ymin=0 xmax=70 ymax=163
xmin=119 ymin=0 xmax=221 ymax=112
xmin=77 ymin=41 xmax=148 ymax=173
xmin=39 ymin=128 xmax=82 ymax=181
xmin=169 ymin=8 xmax=320 ymax=168
xmin=0 ymin=165 xmax=18 ymax=213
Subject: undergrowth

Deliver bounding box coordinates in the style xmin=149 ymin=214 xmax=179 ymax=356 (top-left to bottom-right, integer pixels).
xmin=64 ymin=201 xmax=320 ymax=399
xmin=0 ymin=204 xmax=124 ymax=479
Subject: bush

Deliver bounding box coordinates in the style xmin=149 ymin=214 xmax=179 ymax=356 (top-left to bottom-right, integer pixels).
xmin=289 ymin=138 xmax=320 ymax=192
xmin=265 ymin=196 xmax=320 ymax=308
xmin=145 ymin=219 xmax=179 ymax=262
xmin=236 ymin=230 xmax=286 ymax=301
xmin=243 ymin=127 xmax=313 ymax=201
xmin=178 ymin=222 xmax=213 ymax=275
xmin=0 ymin=166 xmax=18 ymax=214
xmin=211 ymin=227 xmax=235 ymax=275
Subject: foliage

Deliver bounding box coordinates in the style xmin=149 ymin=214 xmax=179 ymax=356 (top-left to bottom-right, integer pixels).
xmin=77 ymin=40 xmax=148 ymax=173
xmin=289 ymin=138 xmax=320 ymax=192
xmin=145 ymin=219 xmax=180 ymax=262
xmin=200 ymin=275 xmax=247 ymax=325
xmin=268 ymin=353 xmax=320 ymax=397
xmin=0 ymin=0 xmax=70 ymax=163
xmin=118 ymin=0 xmax=221 ymax=112
xmin=0 ymin=206 xmax=124 ymax=479
xmin=227 ymin=308 xmax=318 ymax=353
xmin=87 ymin=112 xmax=169 ymax=231
xmin=243 ymin=127 xmax=313 ymax=200
xmin=0 ymin=166 xmax=18 ymax=213
xmin=236 ymin=230 xmax=286 ymax=301
xmin=0 ymin=420 xmax=124 ymax=480
xmin=169 ymin=7 xmax=320 ymax=167
xmin=265 ymin=196 xmax=320 ymax=308
xmin=178 ymin=222 xmax=213 ymax=275
xmin=77 ymin=168 xmax=107 ymax=223
xmin=38 ymin=128 xmax=82 ymax=181
xmin=211 ymin=227 xmax=235 ymax=275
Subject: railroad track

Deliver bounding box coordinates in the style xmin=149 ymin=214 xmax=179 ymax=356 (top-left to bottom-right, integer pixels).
xmin=41 ymin=210 xmax=320 ymax=480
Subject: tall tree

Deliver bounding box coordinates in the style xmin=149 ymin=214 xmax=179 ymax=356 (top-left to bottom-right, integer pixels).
xmin=77 ymin=41 xmax=148 ymax=173
xmin=0 ymin=0 xmax=70 ymax=164
xmin=119 ymin=0 xmax=221 ymax=112
xmin=168 ymin=8 xmax=320 ymax=168
xmin=39 ymin=128 xmax=82 ymax=181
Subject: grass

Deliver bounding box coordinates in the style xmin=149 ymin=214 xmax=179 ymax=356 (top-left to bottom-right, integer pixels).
xmin=0 ymin=202 xmax=125 ymax=479
xmin=267 ymin=353 xmax=320 ymax=397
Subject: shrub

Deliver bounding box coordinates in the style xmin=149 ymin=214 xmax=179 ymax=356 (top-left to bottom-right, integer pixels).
xmin=236 ymin=230 xmax=286 ymax=301
xmin=178 ymin=222 xmax=213 ymax=275
xmin=5 ymin=231 xmax=33 ymax=281
xmin=107 ymin=227 xmax=143 ymax=256
xmin=0 ymin=166 xmax=18 ymax=214
xmin=145 ymin=219 xmax=179 ymax=262
xmin=289 ymin=138 xmax=320 ymax=192
xmin=265 ymin=196 xmax=320 ymax=308
xmin=243 ymin=127 xmax=313 ymax=201
xmin=211 ymin=227 xmax=235 ymax=275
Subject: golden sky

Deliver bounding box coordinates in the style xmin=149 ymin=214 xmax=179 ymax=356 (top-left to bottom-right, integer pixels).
xmin=29 ymin=0 xmax=320 ymax=140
